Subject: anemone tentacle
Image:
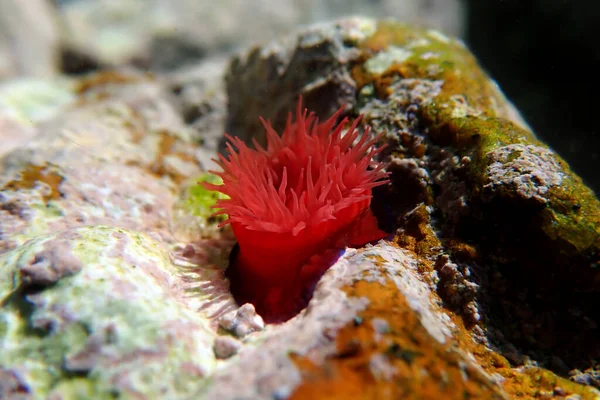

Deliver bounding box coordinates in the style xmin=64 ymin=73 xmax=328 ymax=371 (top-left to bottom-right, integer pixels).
xmin=206 ymin=99 xmax=388 ymax=235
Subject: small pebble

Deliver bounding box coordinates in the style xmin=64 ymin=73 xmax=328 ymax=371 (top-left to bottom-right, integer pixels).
xmin=218 ymin=303 xmax=265 ymax=338
xmin=213 ymin=336 xmax=241 ymax=359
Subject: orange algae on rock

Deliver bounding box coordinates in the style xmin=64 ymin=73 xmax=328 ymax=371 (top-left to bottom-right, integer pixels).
xmin=290 ymin=274 xmax=599 ymax=400
xmin=289 ymin=278 xmax=507 ymax=400
xmin=204 ymin=98 xmax=389 ymax=321
xmin=3 ymin=164 xmax=64 ymax=202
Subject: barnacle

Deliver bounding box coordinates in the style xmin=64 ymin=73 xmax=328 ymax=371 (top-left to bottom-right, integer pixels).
xmin=204 ymin=98 xmax=389 ymax=321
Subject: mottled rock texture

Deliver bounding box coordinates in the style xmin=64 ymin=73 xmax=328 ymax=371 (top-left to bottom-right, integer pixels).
xmin=56 ymin=0 xmax=463 ymax=71
xmin=224 ymin=17 xmax=600 ymax=398
xmin=2 ymin=16 xmax=600 ymax=400
xmin=0 ymin=0 xmax=464 ymax=79
xmin=0 ymin=226 xmax=220 ymax=399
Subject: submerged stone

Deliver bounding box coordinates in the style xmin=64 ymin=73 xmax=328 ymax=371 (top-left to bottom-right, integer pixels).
xmin=1 ymin=16 xmax=600 ymax=400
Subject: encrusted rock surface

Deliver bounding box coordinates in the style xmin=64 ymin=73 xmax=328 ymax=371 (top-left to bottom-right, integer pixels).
xmin=484 ymin=144 xmax=564 ymax=204
xmin=223 ymin=17 xmax=600 ymax=398
xmin=0 ymin=226 xmax=219 ymax=399
xmin=2 ymin=16 xmax=600 ymax=400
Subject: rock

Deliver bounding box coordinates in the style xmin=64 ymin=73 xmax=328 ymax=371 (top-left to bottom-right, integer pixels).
xmin=217 ymin=17 xmax=600 ymax=398
xmin=213 ymin=336 xmax=242 ymax=359
xmin=465 ymin=0 xmax=600 ymax=195
xmin=56 ymin=0 xmax=464 ymax=71
xmin=219 ymin=303 xmax=265 ymax=338
xmin=0 ymin=226 xmax=220 ymax=399
xmin=166 ymin=57 xmax=230 ymax=170
xmin=483 ymin=144 xmax=564 ymax=204
xmin=0 ymin=79 xmax=76 ymax=124
xmin=0 ymin=69 xmax=220 ymax=252
xmin=2 ymin=15 xmax=600 ymax=400
xmin=0 ymin=0 xmax=61 ymax=79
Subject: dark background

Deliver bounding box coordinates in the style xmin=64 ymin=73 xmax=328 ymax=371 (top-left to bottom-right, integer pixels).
xmin=464 ymin=0 xmax=600 ymax=195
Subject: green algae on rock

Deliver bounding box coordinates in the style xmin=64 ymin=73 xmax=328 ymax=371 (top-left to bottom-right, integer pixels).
xmin=222 ymin=17 xmax=600 ymax=397
xmin=170 ymin=173 xmax=230 ymax=241
xmin=2 ymin=14 xmax=600 ymax=399
xmin=0 ymin=78 xmax=76 ymax=125
xmin=0 ymin=226 xmax=217 ymax=399
xmin=0 ymin=78 xmax=77 ymax=160
xmin=358 ymin=20 xmax=600 ymax=286
xmin=183 ymin=174 xmax=227 ymax=217
xmin=356 ymin=19 xmax=600 ymax=391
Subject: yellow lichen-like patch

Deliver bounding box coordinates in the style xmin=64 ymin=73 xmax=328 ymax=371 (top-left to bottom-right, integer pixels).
xmin=290 ymin=277 xmax=507 ymax=400
xmin=447 ymin=313 xmax=600 ymax=399
xmin=355 ymin=18 xmax=600 ymax=302
xmin=501 ymin=367 xmax=600 ymax=399
xmin=3 ymin=164 xmax=64 ymax=202
xmin=357 ymin=21 xmax=501 ymax=113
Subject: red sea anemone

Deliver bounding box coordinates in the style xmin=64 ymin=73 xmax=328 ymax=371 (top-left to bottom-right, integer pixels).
xmin=204 ymin=98 xmax=389 ymax=321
